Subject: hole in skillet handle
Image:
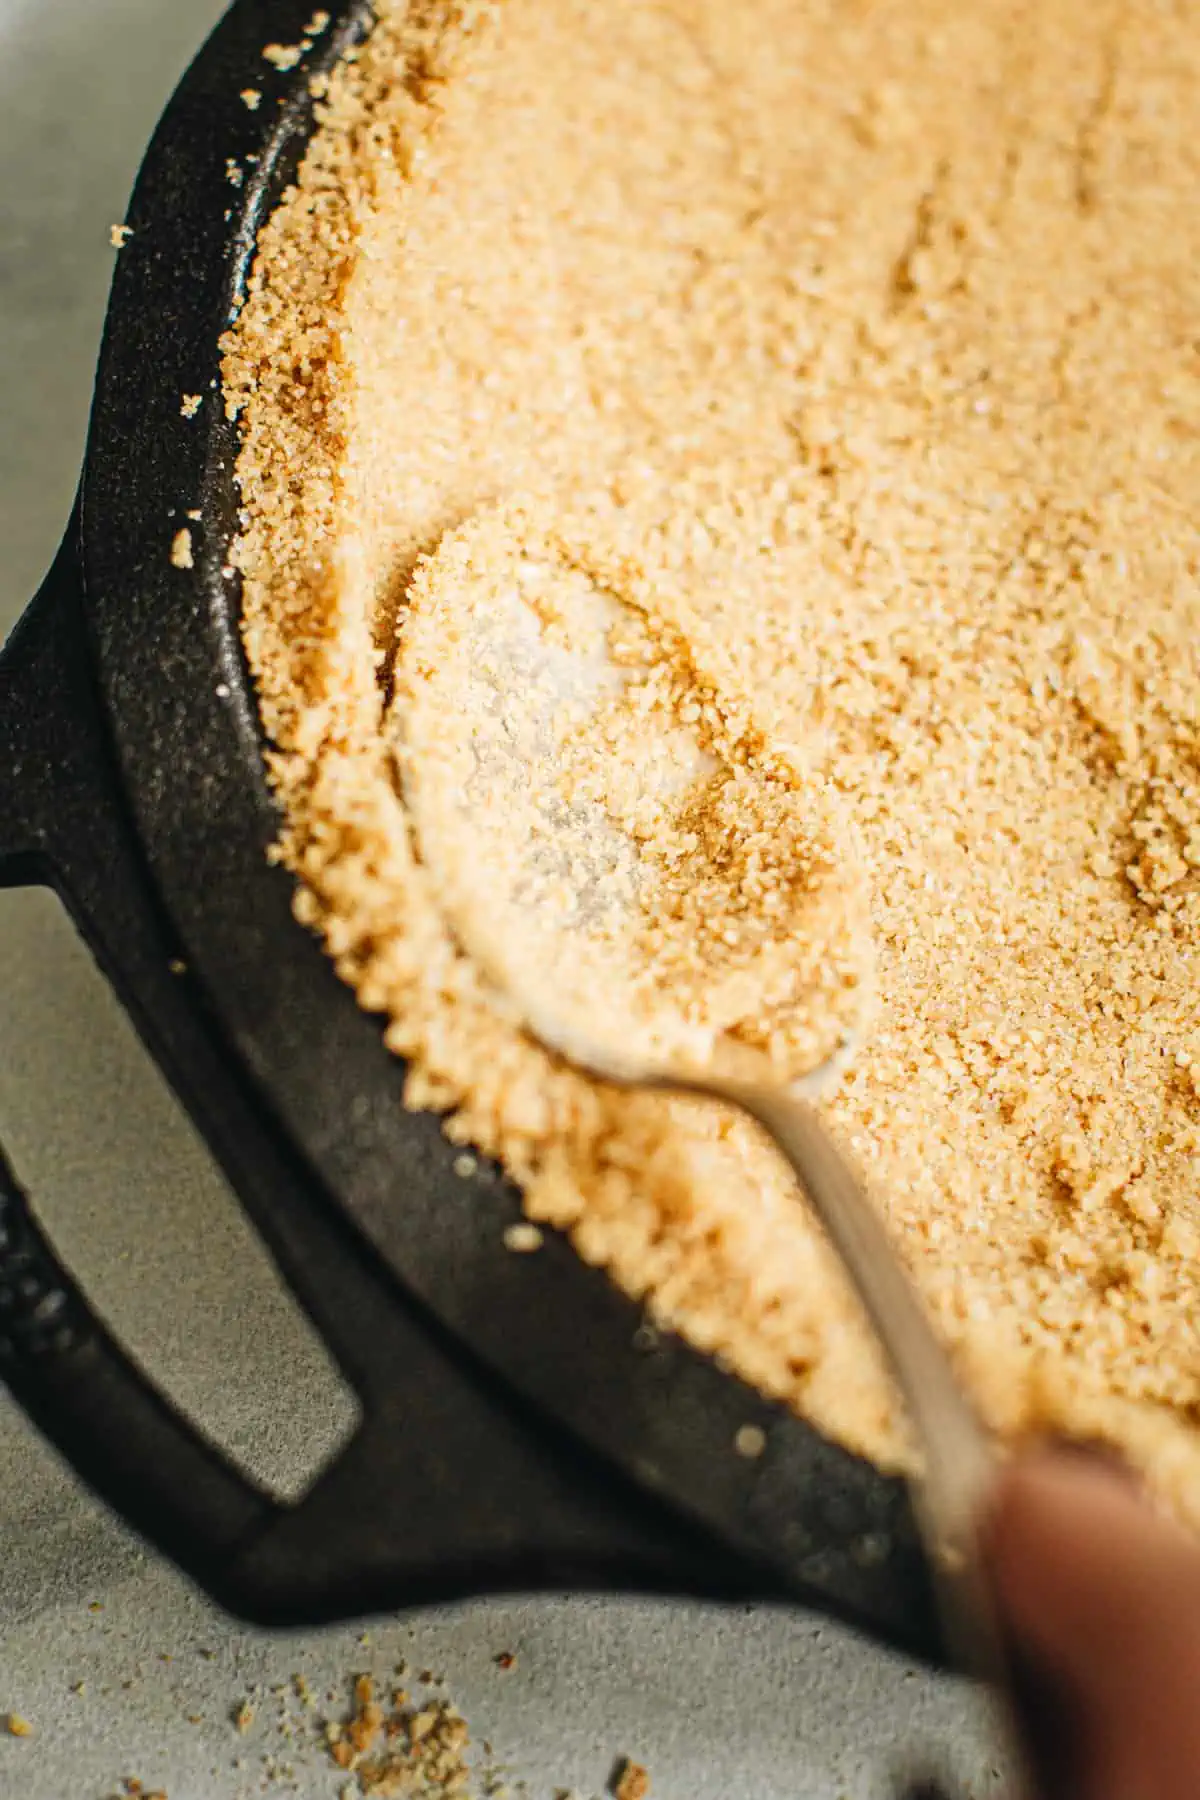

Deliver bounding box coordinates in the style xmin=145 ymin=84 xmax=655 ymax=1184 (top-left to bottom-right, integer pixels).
xmin=0 ymin=1134 xmax=274 ymax=1576
xmin=0 ymin=540 xmax=771 ymax=1626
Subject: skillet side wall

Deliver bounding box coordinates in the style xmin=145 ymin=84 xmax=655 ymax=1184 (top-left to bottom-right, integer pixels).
xmin=40 ymin=0 xmax=940 ymax=1649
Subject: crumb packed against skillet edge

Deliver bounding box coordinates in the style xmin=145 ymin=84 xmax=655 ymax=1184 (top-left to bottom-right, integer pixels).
xmin=222 ymin=0 xmax=1200 ymax=1522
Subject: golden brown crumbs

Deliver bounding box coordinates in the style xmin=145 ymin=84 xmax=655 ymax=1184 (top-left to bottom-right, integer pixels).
xmin=323 ymin=1673 xmax=471 ymax=1797
xmin=226 ymin=159 xmax=244 ymax=189
xmin=306 ymin=8 xmax=332 ymax=33
xmin=225 ymin=0 xmax=1200 ymax=1522
xmin=109 ymin=224 xmax=131 ymax=249
xmin=232 ymin=1699 xmax=255 ymax=1735
xmin=493 ymin=1652 xmax=517 ymax=1672
xmin=502 ymin=1224 xmax=543 ymax=1255
xmin=180 ymin=394 xmax=202 ymax=419
xmin=169 ymin=528 xmax=194 ymax=571
xmin=733 ymin=1424 xmax=768 ymax=1460
xmin=263 ymin=42 xmax=304 ymax=73
xmin=4 ymin=1714 xmax=32 ymax=1738
xmin=239 ymin=89 xmax=262 ymax=111
xmin=612 ymin=1759 xmax=650 ymax=1800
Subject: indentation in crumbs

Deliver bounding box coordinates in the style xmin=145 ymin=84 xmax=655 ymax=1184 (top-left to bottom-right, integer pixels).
xmin=222 ymin=0 xmax=1200 ymax=1524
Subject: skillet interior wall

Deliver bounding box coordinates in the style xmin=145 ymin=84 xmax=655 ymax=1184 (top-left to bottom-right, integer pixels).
xmin=224 ymin=0 xmax=1200 ymax=1523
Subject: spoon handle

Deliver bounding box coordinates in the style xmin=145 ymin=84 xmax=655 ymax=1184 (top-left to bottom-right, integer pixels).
xmin=663 ymin=1075 xmax=1001 ymax=1671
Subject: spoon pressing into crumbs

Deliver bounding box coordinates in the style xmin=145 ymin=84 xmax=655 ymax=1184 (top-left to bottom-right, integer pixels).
xmin=393 ymin=497 xmax=873 ymax=1092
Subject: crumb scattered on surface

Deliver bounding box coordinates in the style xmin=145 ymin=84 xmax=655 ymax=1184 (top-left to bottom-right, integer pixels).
xmin=109 ymin=224 xmax=132 ymax=249
xmin=611 ymin=1759 xmax=650 ymax=1800
xmin=4 ymin=1713 xmax=32 ymax=1738
xmin=322 ymin=1673 xmax=471 ymax=1796
xmin=180 ymin=394 xmax=203 ymax=419
xmin=733 ymin=1424 xmax=768 ymax=1460
xmin=263 ymin=42 xmax=304 ymax=72
xmin=169 ymin=528 xmax=194 ymax=571
xmin=493 ymin=1652 xmax=517 ymax=1672
xmin=232 ymin=1699 xmax=255 ymax=1735
xmin=239 ymin=88 xmax=262 ymax=111
xmin=502 ymin=1224 xmax=543 ymax=1255
xmin=225 ymin=0 xmax=1200 ymax=1523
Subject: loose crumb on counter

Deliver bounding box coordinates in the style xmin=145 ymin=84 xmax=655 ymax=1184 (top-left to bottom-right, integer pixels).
xmin=169 ymin=528 xmax=194 ymax=571
xmin=611 ymin=1758 xmax=650 ymax=1800
xmin=322 ymin=1673 xmax=472 ymax=1796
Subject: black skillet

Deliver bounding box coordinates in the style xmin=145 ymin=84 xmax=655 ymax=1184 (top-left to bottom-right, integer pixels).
xmin=0 ymin=0 xmax=936 ymax=1654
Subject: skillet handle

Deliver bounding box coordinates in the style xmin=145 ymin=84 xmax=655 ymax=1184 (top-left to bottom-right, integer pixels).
xmin=0 ymin=525 xmax=278 ymax=1571
xmin=0 ymin=529 xmax=752 ymax=1625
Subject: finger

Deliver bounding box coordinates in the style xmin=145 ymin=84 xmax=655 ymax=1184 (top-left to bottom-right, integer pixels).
xmin=988 ymin=1451 xmax=1200 ymax=1798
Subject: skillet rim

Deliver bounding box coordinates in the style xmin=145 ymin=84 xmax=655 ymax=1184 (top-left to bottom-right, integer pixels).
xmin=74 ymin=0 xmax=935 ymax=1654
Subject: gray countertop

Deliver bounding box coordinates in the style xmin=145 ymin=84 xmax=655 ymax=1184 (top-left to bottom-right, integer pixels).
xmin=0 ymin=3 xmax=1004 ymax=1794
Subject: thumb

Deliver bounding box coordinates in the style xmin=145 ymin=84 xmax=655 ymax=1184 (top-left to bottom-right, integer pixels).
xmin=988 ymin=1451 xmax=1200 ymax=1800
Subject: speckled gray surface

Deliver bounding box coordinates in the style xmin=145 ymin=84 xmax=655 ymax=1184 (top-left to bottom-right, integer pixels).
xmin=0 ymin=3 xmax=1010 ymax=1794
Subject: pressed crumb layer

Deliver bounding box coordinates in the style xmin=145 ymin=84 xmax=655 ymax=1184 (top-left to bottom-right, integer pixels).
xmin=223 ymin=0 xmax=1200 ymax=1519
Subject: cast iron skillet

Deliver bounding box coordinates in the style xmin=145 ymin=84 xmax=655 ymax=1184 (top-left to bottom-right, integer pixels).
xmin=0 ymin=0 xmax=935 ymax=1654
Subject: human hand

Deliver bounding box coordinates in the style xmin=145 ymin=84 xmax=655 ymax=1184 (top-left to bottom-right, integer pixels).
xmin=988 ymin=1449 xmax=1200 ymax=1800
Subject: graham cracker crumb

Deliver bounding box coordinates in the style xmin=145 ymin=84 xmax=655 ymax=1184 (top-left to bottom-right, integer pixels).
xmin=734 ymin=1424 xmax=767 ymax=1460
xmin=263 ymin=42 xmax=304 ymax=73
xmin=180 ymin=394 xmax=203 ymax=419
xmin=240 ymin=88 xmax=262 ymax=111
xmin=169 ymin=528 xmax=194 ymax=571
xmin=612 ymin=1759 xmax=649 ymax=1800
xmin=4 ymin=1713 xmax=33 ymax=1738
xmin=322 ymin=1671 xmax=471 ymax=1796
xmin=224 ymin=0 xmax=1200 ymax=1528
xmin=502 ymin=1224 xmax=543 ymax=1255
xmin=109 ymin=224 xmax=132 ymax=249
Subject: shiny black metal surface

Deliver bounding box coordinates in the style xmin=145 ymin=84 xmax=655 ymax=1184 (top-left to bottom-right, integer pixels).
xmin=0 ymin=0 xmax=936 ymax=1652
